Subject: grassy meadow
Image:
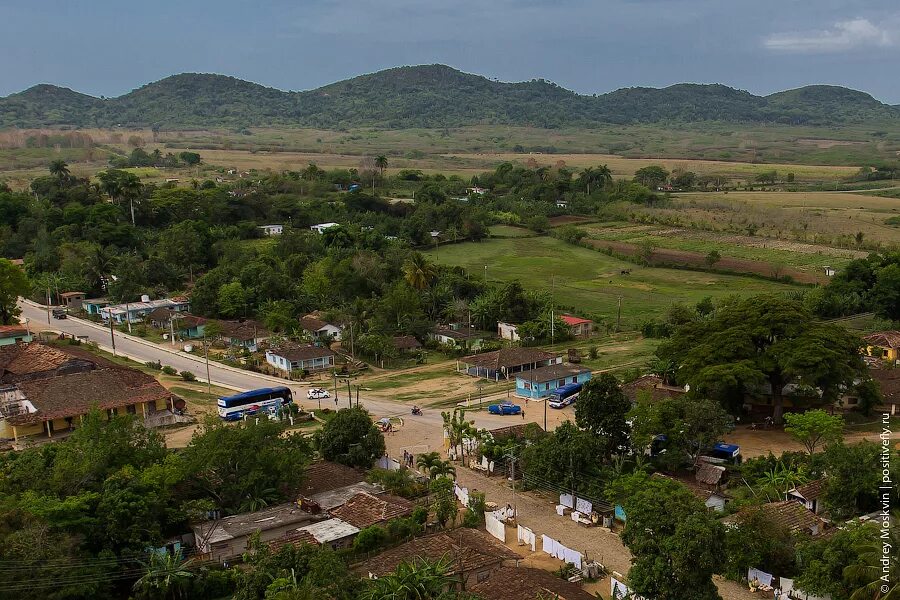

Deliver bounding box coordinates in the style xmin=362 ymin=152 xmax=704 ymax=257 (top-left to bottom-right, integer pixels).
xmin=425 ymin=236 xmax=803 ymax=330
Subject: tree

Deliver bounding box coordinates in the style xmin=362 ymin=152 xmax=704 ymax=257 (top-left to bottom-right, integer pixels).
xmin=844 ymin=525 xmax=899 ymax=600
xmin=402 ymin=253 xmax=435 ymax=291
xmin=428 ymin=477 xmax=458 ymax=529
xmin=871 ymin=263 xmax=900 ymax=321
xmin=0 ymin=258 xmax=29 ymax=324
xmin=48 ymin=159 xmax=70 ymax=180
xmin=633 ymin=165 xmax=670 ymax=189
xmin=574 ymin=373 xmax=631 ymax=456
xmin=792 ymin=523 xmax=880 ymax=600
xmin=428 ymin=460 xmax=456 ymax=480
xmin=657 ymin=295 xmax=866 ymax=423
xmin=133 ymin=551 xmax=194 ymax=600
xmin=217 ymin=281 xmax=249 ymax=318
xmin=361 ymin=558 xmax=454 ymax=600
xmin=180 ymin=418 xmax=311 ymax=513
xmin=704 ymin=250 xmax=721 ymax=269
xmin=784 ymin=410 xmax=844 ymax=454
xmin=315 ymin=408 xmax=385 ymax=468
xmin=441 ymin=408 xmax=475 ymax=466
xmin=374 ymin=155 xmax=388 ymax=177
xmin=723 ymin=507 xmax=796 ymax=581
xmin=520 ymin=421 xmax=605 ymax=494
xmin=820 ymin=441 xmax=883 ymax=518
xmin=415 ymin=451 xmax=441 ymax=476
xmin=178 ymin=151 xmax=201 ymax=166
xmin=614 ymin=473 xmax=724 ymax=600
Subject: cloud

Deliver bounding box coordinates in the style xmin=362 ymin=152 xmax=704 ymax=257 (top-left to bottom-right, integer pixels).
xmin=763 ymin=17 xmax=894 ymax=53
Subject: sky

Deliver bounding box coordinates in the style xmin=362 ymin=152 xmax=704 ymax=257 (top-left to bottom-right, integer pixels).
xmin=1 ymin=0 xmax=899 ymax=103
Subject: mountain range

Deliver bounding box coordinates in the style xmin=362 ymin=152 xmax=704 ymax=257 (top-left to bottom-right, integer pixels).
xmin=1 ymin=64 xmax=897 ymax=129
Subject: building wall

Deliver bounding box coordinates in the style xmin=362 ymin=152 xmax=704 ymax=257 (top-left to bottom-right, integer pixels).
xmin=867 ymin=344 xmax=898 ymax=362
xmin=0 ymin=334 xmax=33 ymax=346
xmin=515 ymin=371 xmax=591 ymax=399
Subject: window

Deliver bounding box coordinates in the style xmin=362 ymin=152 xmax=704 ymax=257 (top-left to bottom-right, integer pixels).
xmin=126 ymin=404 xmax=137 ymax=414
xmin=571 ymin=376 xmax=577 ymax=383
xmin=524 ymin=382 xmax=531 ymax=390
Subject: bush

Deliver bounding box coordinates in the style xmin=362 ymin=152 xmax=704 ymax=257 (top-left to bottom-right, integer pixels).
xmin=161 ymin=365 xmax=178 ymax=375
xmin=179 ymin=370 xmax=197 ymax=381
xmin=588 ymin=345 xmax=598 ymax=359
xmin=145 ymin=360 xmax=162 ymax=370
xmin=353 ymin=525 xmax=388 ymax=552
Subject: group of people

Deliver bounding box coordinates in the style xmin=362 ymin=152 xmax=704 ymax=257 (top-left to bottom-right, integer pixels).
xmin=401 ymin=449 xmax=415 ymax=468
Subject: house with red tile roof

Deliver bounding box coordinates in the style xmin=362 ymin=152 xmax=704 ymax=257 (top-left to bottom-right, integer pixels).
xmin=560 ymin=314 xmax=593 ymax=337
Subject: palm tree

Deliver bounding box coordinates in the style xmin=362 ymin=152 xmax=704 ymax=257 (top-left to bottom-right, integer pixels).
xmin=375 ymin=155 xmax=388 ymax=177
xmin=416 ymin=451 xmax=442 ymax=475
xmin=97 ymin=170 xmax=123 ymax=207
xmin=845 ymin=526 xmax=899 ymax=600
xmin=648 ymin=357 xmax=677 ymax=385
xmin=119 ymin=172 xmax=143 ymax=225
xmin=756 ymin=462 xmax=808 ymax=502
xmin=361 ymin=558 xmax=453 ymax=600
xmin=403 ymin=253 xmax=436 ymax=291
xmin=428 ymin=460 xmax=456 ymax=480
xmin=48 ymin=159 xmax=70 ymax=180
xmin=133 ymin=551 xmax=194 ymax=599
xmin=442 ymin=408 xmax=475 ymax=466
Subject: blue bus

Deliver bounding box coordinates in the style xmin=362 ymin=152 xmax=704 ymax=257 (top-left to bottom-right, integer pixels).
xmin=548 ymin=382 xmax=582 ymax=409
xmin=217 ymin=387 xmax=293 ymax=421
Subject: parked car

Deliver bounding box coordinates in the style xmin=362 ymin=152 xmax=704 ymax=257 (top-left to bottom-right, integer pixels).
xmin=488 ymin=402 xmax=522 ymax=415
xmin=307 ymin=388 xmax=330 ymax=400
xmin=51 ymin=308 xmax=67 ymax=319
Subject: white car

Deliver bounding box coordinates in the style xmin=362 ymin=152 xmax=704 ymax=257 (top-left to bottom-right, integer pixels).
xmin=307 ymin=388 xmax=330 ymax=400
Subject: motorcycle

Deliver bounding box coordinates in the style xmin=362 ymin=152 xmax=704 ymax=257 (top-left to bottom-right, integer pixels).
xmin=411 ymin=406 xmax=422 ymax=416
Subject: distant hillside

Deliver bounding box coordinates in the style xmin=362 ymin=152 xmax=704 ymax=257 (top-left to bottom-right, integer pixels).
xmin=1 ymin=64 xmax=897 ymax=129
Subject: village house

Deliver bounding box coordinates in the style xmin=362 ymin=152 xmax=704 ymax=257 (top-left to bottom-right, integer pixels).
xmin=786 ymin=479 xmax=826 ymax=515
xmin=329 ymin=492 xmax=415 ymax=529
xmin=299 ymin=313 xmax=343 ymax=341
xmin=59 ymin=291 xmax=86 ymax=311
xmin=391 ymin=335 xmax=422 ymax=354
xmin=868 ymin=361 xmax=900 ymax=415
xmin=193 ymin=503 xmax=322 ymax=562
xmin=458 ymin=348 xmax=562 ymax=381
xmin=218 ymin=319 xmax=271 ymax=352
xmin=265 ymin=342 xmax=336 ymax=374
xmin=429 ymin=325 xmax=490 ymax=351
xmin=99 ymin=296 xmax=190 ymax=325
xmin=257 ymin=224 xmax=284 ymax=236
xmin=148 ymin=308 xmax=206 ymax=339
xmin=354 ymin=529 xmax=519 ymax=589
xmin=863 ymin=330 xmax=900 ymax=363
xmin=723 ymin=500 xmax=825 ymax=536
xmin=0 ymin=325 xmax=32 ymax=347
xmin=310 ymin=222 xmax=340 ymax=234
xmin=497 ymin=322 xmax=520 ymax=342
xmin=561 ymin=314 xmax=593 ymax=338
xmin=621 ymin=374 xmax=687 ymax=403
xmin=0 ymin=343 xmax=101 ymax=384
xmin=469 ymin=566 xmax=597 ymax=600
xmin=0 ymin=366 xmax=180 ymax=445
xmin=514 ymin=363 xmax=592 ymax=399
xmin=283 ymin=518 xmax=359 ymax=550
xmin=82 ymin=298 xmax=110 ymax=316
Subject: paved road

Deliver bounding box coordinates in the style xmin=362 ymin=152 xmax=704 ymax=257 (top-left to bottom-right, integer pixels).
xmin=18 ymin=300 xmax=523 ymax=432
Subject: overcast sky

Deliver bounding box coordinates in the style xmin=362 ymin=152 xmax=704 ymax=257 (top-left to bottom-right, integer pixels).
xmin=1 ymin=0 xmax=899 ymax=103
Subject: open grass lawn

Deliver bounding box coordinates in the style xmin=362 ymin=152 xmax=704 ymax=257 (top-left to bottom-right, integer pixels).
xmin=426 ymin=236 xmax=802 ymax=330
xmin=579 ymin=222 xmax=857 ymax=275
xmin=489 ymin=225 xmax=536 ymax=238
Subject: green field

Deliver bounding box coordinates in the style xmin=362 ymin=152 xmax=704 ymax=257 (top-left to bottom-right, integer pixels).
xmin=426 ymin=236 xmax=803 ymax=330
xmin=579 ymin=222 xmax=857 ymax=275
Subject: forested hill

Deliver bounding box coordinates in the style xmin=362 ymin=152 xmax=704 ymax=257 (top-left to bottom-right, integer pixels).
xmin=1 ymin=64 xmax=897 ymax=129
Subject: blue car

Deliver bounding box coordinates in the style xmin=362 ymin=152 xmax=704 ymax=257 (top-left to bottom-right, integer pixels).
xmin=488 ymin=402 xmax=522 ymax=415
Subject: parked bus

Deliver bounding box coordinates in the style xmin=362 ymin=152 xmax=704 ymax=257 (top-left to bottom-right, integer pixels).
xmin=217 ymin=386 xmax=293 ymax=421
xmin=548 ymin=382 xmax=583 ymax=409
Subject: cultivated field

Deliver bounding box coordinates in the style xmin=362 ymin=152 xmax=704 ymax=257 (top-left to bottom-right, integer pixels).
xmin=425 ymin=236 xmax=803 ymax=330
xmin=610 ymin=191 xmax=900 ymax=248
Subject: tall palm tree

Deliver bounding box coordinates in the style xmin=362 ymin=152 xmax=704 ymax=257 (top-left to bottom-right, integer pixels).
xmin=97 ymin=170 xmax=123 ymax=207
xmin=403 ymin=253 xmax=436 ymax=291
xmin=48 ymin=159 xmax=70 ymax=180
xmin=442 ymin=408 xmax=475 ymax=466
xmin=119 ymin=172 xmax=143 ymax=225
xmin=845 ymin=526 xmax=899 ymax=600
xmin=133 ymin=551 xmax=194 ymax=599
xmin=361 ymin=558 xmax=453 ymax=600
xmin=375 ymin=155 xmax=388 ymax=177
xmin=416 ymin=451 xmax=442 ymax=475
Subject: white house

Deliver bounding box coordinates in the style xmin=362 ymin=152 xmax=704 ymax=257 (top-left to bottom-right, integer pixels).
xmin=310 ymin=223 xmax=340 ymax=234
xmin=824 ymin=266 xmax=836 ymax=277
xmin=497 ymin=322 xmax=520 ymax=342
xmin=299 ymin=314 xmax=343 ymax=341
xmin=466 ymin=187 xmax=488 ymax=195
xmin=266 ymin=343 xmax=336 ymax=373
xmin=258 ymin=224 xmax=284 ymax=236
xmin=99 ymin=296 xmax=190 ymax=325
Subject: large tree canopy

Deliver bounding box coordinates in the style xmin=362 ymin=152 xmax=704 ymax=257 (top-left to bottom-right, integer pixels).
xmin=657 ymin=295 xmax=866 ymax=423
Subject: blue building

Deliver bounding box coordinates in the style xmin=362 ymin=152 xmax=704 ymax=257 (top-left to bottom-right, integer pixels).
xmin=515 ymin=363 xmax=592 ymax=400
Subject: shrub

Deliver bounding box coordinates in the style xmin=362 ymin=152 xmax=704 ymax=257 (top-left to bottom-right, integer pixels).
xmin=145 ymin=360 xmax=162 ymax=370
xmin=179 ymin=370 xmax=197 ymax=381
xmin=161 ymin=365 xmax=178 ymax=375
xmin=353 ymin=525 xmax=388 ymax=552
xmin=588 ymin=345 xmax=599 ymax=359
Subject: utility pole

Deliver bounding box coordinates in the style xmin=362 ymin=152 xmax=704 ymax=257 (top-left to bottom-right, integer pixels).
xmin=204 ymin=339 xmax=211 ymax=396
xmin=46 ymin=287 xmax=52 ymax=324
xmin=169 ymin=317 xmax=175 ymax=347
xmin=109 ymin=316 xmax=116 ymax=356
xmin=346 ymin=379 xmax=352 ymax=408
xmin=125 ymin=301 xmax=132 ymax=333
xmin=505 ymin=451 xmax=518 ymax=521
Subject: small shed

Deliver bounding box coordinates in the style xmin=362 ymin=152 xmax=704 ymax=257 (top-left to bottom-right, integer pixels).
xmin=59 ymin=291 xmax=86 ymax=311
